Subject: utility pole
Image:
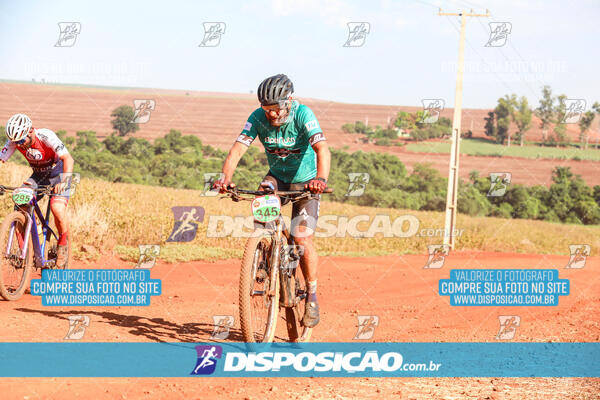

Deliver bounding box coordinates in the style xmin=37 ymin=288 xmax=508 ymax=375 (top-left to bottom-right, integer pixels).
xmin=439 ymin=9 xmax=489 ymax=250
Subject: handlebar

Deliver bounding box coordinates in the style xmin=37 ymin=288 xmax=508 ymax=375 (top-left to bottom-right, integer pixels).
xmin=0 ymin=184 xmax=55 ymax=196
xmin=221 ymin=186 xmax=333 ymax=202
xmin=232 ymin=187 xmax=333 ymax=195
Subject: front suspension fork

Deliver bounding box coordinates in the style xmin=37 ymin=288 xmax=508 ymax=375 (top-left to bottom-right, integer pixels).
xmin=20 ymin=213 xmax=33 ymax=259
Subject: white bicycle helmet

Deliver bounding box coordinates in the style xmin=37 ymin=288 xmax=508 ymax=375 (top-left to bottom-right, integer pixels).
xmin=6 ymin=113 xmax=32 ymax=142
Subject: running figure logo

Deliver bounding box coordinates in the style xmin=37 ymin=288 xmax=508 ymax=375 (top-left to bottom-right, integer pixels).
xmin=135 ymin=245 xmax=160 ymax=269
xmin=487 ymin=173 xmax=511 ymax=197
xmin=211 ymin=315 xmax=235 ymax=340
xmin=58 ymin=173 xmax=81 ymax=197
xmin=485 ymin=22 xmax=512 ymax=47
xmin=132 ymin=100 xmax=156 ymax=123
xmin=191 ymin=345 xmax=223 ymax=375
xmin=421 ymin=99 xmax=445 ymax=124
xmin=64 ymin=315 xmax=90 ymax=340
xmin=167 ymin=207 xmax=205 ymax=242
xmin=565 ymin=245 xmax=590 ymax=269
xmin=495 ymin=315 xmax=520 ymax=340
xmin=202 ymin=172 xmax=224 ymax=197
xmin=343 ymin=22 xmax=370 ymax=47
xmin=424 ymin=244 xmax=449 ymax=269
xmin=562 ymin=99 xmax=586 ymax=124
xmin=346 ymin=173 xmax=370 ymax=197
xmin=55 ymin=22 xmax=81 ymax=47
xmin=354 ymin=315 xmax=379 ymax=340
xmin=199 ymin=22 xmax=226 ymax=47
xmin=282 ymin=244 xmax=304 ymax=271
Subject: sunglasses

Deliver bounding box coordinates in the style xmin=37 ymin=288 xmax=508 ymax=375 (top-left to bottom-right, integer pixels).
xmin=15 ymin=138 xmax=27 ymax=145
xmin=262 ymin=101 xmax=291 ymax=115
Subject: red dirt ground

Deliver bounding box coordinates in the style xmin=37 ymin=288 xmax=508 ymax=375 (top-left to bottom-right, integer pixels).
xmin=1 ymin=252 xmax=598 ymax=399
xmin=2 ymin=82 xmax=600 ymax=187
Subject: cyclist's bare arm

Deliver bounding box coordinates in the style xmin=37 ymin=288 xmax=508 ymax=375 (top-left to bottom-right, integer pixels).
xmin=0 ymin=140 xmax=16 ymax=164
xmin=60 ymin=153 xmax=74 ymax=174
xmin=221 ymin=141 xmax=250 ymax=186
xmin=312 ymin=140 xmax=330 ymax=181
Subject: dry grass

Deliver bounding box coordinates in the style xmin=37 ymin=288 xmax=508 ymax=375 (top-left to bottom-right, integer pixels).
xmin=0 ymin=162 xmax=597 ymax=262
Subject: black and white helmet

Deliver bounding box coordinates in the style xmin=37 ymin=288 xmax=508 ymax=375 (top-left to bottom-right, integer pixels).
xmin=257 ymin=74 xmax=294 ymax=106
xmin=6 ymin=113 xmax=32 ymax=142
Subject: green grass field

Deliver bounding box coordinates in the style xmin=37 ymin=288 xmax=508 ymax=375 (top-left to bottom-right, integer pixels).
xmin=405 ymin=139 xmax=600 ymax=161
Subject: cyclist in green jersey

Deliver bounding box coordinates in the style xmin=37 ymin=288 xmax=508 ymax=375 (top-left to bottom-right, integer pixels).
xmin=215 ymin=74 xmax=330 ymax=327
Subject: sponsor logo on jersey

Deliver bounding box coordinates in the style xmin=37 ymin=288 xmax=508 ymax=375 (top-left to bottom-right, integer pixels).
xmin=308 ymin=133 xmax=325 ymax=146
xmin=236 ymin=134 xmax=254 ymax=147
xmin=265 ymin=147 xmax=301 ymax=159
xmin=243 ymin=121 xmax=252 ymax=131
xmin=264 ymin=136 xmax=296 ymax=146
xmin=305 ymin=120 xmax=318 ymax=132
xmin=26 ymin=148 xmax=43 ymax=161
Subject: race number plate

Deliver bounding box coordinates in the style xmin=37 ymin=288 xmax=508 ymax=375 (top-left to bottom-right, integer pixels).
xmin=252 ymin=195 xmax=281 ymax=223
xmin=12 ymin=187 xmax=34 ymax=205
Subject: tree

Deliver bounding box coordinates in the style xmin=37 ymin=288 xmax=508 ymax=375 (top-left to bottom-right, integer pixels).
xmin=592 ymin=102 xmax=600 ymax=149
xmin=553 ymin=94 xmax=569 ymax=147
xmin=484 ymin=111 xmax=496 ymax=139
xmin=394 ymin=111 xmax=414 ymax=130
xmin=535 ymin=85 xmax=554 ymax=142
xmin=110 ymin=105 xmax=139 ymax=136
xmin=490 ymin=95 xmax=516 ymax=145
xmin=341 ymin=123 xmax=356 ymax=133
xmin=512 ymin=96 xmax=532 ymax=146
xmin=75 ymin=131 xmax=102 ymax=152
xmin=577 ymin=110 xmax=595 ymax=149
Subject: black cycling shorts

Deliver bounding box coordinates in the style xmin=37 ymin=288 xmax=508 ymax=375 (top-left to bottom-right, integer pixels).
xmin=22 ymin=160 xmax=70 ymax=204
xmin=258 ymin=171 xmax=320 ymax=237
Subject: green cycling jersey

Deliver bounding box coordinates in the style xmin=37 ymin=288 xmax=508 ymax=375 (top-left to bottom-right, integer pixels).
xmin=236 ymin=100 xmax=325 ymax=183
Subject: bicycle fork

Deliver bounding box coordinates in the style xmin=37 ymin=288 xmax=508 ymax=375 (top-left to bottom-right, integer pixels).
xmin=5 ymin=213 xmax=33 ymax=261
xmin=268 ymin=230 xmax=281 ymax=298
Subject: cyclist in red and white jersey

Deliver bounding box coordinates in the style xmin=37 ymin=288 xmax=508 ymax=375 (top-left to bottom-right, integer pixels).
xmin=0 ymin=113 xmax=75 ymax=268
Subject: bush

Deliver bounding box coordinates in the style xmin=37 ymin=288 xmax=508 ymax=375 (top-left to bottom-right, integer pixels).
xmin=46 ymin=129 xmax=600 ymax=226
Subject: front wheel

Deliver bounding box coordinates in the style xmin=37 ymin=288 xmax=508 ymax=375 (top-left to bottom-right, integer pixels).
xmin=239 ymin=230 xmax=280 ymax=342
xmin=0 ymin=212 xmax=33 ymax=301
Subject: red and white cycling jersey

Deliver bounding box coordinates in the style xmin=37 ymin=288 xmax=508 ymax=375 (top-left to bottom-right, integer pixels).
xmin=0 ymin=128 xmax=69 ymax=171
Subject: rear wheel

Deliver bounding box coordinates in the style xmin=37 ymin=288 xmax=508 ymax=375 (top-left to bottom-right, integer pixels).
xmin=239 ymin=230 xmax=279 ymax=342
xmin=0 ymin=212 xmax=33 ymax=301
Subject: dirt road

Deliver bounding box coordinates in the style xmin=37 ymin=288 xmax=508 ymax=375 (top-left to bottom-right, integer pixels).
xmin=1 ymin=252 xmax=598 ymax=399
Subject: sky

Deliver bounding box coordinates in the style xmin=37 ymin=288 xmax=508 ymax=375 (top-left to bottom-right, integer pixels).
xmin=0 ymin=0 xmax=598 ymax=108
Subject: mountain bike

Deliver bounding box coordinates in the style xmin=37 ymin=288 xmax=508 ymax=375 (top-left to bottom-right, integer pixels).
xmin=223 ymin=186 xmax=332 ymax=342
xmin=0 ymin=184 xmax=71 ymax=300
